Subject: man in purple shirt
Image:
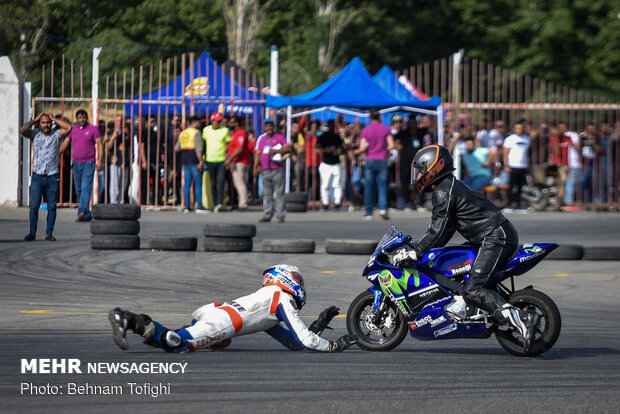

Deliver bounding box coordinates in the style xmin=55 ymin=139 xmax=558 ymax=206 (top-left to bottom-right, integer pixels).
xmin=60 ymin=109 xmax=103 ymax=221
xmin=253 ymin=118 xmax=291 ymax=222
xmin=356 ymin=111 xmax=395 ymax=220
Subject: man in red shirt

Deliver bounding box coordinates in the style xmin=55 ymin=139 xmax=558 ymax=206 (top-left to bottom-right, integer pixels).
xmin=225 ymin=116 xmax=252 ymax=210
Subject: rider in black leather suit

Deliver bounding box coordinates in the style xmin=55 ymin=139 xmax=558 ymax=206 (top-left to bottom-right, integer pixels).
xmin=398 ymin=144 xmax=535 ymax=351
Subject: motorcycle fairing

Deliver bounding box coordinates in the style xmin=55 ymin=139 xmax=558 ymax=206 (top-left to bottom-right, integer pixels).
xmin=366 ymin=267 xmax=451 ymax=318
xmin=496 ymin=243 xmax=558 ymax=279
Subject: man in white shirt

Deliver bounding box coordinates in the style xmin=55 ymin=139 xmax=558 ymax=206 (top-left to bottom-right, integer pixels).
xmin=503 ymin=121 xmax=531 ymax=210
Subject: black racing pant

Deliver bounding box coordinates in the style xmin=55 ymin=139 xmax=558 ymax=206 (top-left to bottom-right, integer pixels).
xmin=462 ymin=221 xmax=519 ymax=314
xmin=508 ymin=168 xmax=528 ymax=208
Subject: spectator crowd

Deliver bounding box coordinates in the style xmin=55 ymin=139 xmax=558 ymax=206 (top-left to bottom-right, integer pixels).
xmin=33 ymin=108 xmax=620 ymax=221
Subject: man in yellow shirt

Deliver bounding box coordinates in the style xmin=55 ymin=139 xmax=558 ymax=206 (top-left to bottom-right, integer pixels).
xmin=175 ymin=116 xmax=207 ymax=214
xmin=202 ymin=112 xmax=231 ymax=212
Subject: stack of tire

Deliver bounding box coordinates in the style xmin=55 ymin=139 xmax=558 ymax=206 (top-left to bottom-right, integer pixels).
xmin=90 ymin=204 xmax=141 ymax=250
xmin=203 ymin=223 xmax=256 ymax=252
xmin=284 ymin=191 xmax=308 ymax=213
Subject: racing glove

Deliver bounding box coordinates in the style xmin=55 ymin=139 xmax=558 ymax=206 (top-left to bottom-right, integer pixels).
xmin=328 ymin=335 xmax=359 ymax=352
xmin=390 ymin=248 xmax=418 ymax=267
xmin=309 ymin=306 xmax=340 ymax=336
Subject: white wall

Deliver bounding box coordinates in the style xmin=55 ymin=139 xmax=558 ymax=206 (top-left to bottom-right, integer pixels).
xmin=0 ymin=56 xmax=22 ymax=207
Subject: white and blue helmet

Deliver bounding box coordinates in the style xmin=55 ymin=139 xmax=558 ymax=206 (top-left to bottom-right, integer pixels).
xmin=263 ymin=264 xmax=306 ymax=308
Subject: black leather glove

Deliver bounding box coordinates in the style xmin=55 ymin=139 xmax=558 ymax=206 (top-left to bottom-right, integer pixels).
xmin=309 ymin=305 xmax=340 ymax=335
xmin=328 ymin=334 xmax=359 ymax=352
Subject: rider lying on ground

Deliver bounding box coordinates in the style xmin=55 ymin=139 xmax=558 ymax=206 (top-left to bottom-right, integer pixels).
xmin=109 ymin=264 xmax=358 ymax=353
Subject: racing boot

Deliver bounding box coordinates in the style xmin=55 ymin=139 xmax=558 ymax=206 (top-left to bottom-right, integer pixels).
xmin=445 ymin=295 xmax=467 ymax=320
xmin=108 ymin=307 xmax=155 ymax=350
xmin=495 ymin=304 xmax=536 ymax=352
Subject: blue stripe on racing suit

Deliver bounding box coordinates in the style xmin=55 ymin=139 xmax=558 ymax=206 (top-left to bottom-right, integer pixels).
xmin=265 ymin=324 xmax=305 ymax=351
xmin=274 ymin=304 xmax=306 ymax=350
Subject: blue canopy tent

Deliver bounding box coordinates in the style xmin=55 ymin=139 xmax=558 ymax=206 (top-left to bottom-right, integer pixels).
xmin=372 ymin=65 xmax=438 ymax=123
xmin=124 ymin=52 xmax=265 ymax=132
xmin=266 ymin=57 xmax=443 ymax=189
xmin=266 ymin=57 xmax=443 ymax=138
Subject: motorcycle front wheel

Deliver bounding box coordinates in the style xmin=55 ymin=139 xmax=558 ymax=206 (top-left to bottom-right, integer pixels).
xmin=346 ymin=290 xmax=408 ymax=351
xmin=495 ymin=289 xmax=561 ymax=357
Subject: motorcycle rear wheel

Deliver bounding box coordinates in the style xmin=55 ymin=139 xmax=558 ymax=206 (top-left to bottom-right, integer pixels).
xmin=495 ymin=289 xmax=561 ymax=357
xmin=346 ymin=290 xmax=408 ymax=351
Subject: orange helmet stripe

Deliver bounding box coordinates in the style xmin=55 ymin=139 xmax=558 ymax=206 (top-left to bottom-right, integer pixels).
xmin=425 ymin=145 xmax=441 ymax=172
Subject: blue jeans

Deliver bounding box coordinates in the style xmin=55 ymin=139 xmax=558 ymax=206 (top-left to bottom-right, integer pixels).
xmin=463 ymin=175 xmax=491 ymax=192
xmin=565 ymin=167 xmax=580 ymax=205
xmin=29 ymin=173 xmax=59 ymax=235
xmin=73 ymin=161 xmax=96 ymax=218
xmin=206 ymin=161 xmax=226 ymax=207
xmin=364 ymin=159 xmax=388 ymax=216
xmin=183 ymin=163 xmax=203 ymax=209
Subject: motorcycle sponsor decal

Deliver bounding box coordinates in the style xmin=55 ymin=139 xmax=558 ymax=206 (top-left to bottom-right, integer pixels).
xmin=378 ymin=270 xmax=393 ymax=287
xmin=410 ymin=315 xmax=447 ymax=331
xmin=366 ymin=254 xmax=377 ymax=268
xmin=446 ymin=259 xmax=473 ymax=276
xmin=523 ymin=245 xmax=543 ymax=254
xmin=403 ymin=268 xmax=421 ymax=288
xmin=434 ymin=323 xmax=457 ymax=337
xmin=408 ymin=285 xmax=451 ymax=313
xmin=375 ymin=270 xmax=414 ymax=315
xmin=430 ymin=315 xmax=447 ymax=327
xmin=519 ymin=248 xmax=545 ymax=263
xmin=419 ymin=287 xmax=439 ymax=298
xmin=412 ymin=315 xmax=432 ymax=329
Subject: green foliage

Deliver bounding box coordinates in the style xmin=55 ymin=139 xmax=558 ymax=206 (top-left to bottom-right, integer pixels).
xmin=1 ymin=0 xmax=619 ymax=99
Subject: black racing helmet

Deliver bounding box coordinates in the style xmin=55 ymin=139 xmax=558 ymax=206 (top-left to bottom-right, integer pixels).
xmin=411 ymin=145 xmax=454 ymax=193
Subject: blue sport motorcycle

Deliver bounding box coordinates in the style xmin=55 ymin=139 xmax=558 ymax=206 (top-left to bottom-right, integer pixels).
xmin=346 ymin=227 xmax=561 ymax=357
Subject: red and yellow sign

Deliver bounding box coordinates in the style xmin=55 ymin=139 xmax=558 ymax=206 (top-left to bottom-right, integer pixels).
xmin=185 ymin=77 xmax=210 ymax=96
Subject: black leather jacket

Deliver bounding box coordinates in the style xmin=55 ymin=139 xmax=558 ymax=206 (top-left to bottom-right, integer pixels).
xmin=413 ymin=175 xmax=508 ymax=256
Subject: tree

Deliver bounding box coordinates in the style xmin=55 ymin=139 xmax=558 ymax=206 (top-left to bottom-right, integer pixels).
xmin=220 ymin=0 xmax=273 ymax=70
xmin=315 ymin=0 xmax=364 ymax=77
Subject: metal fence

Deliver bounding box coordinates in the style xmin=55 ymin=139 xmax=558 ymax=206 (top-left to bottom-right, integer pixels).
xmin=31 ymin=52 xmax=266 ymax=209
xmin=30 ymin=53 xmax=620 ymax=210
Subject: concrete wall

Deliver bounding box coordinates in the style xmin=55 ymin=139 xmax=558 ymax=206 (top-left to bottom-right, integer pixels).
xmin=0 ymin=56 xmax=22 ymax=207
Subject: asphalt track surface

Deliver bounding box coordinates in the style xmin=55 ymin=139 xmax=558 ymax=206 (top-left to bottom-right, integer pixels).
xmin=1 ymin=207 xmax=620 ymax=413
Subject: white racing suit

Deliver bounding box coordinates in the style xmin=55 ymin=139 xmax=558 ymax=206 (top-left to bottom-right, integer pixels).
xmin=148 ymin=285 xmax=331 ymax=352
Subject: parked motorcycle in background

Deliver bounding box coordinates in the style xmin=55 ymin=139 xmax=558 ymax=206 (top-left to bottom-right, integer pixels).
xmin=521 ymin=163 xmax=559 ymax=211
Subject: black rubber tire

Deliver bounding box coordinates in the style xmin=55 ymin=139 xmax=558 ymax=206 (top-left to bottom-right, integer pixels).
xmin=203 ymin=223 xmax=256 ymax=238
xmin=91 ymin=204 xmax=141 ymax=220
xmin=203 ymin=236 xmax=253 ymax=252
xmin=582 ymin=246 xmax=620 ymax=261
xmin=261 ymin=239 xmax=315 ymax=253
xmin=90 ymin=220 xmax=140 ymax=235
xmin=90 ymin=234 xmax=140 ymax=250
xmin=325 ymin=239 xmax=378 ymax=255
xmin=495 ymin=289 xmax=561 ymax=357
xmin=346 ymin=290 xmax=408 ymax=351
xmin=286 ymin=201 xmax=307 ymax=213
xmin=148 ymin=236 xmax=197 ymax=251
xmin=546 ymin=244 xmax=584 ymax=260
xmin=284 ymin=191 xmax=308 ymax=203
